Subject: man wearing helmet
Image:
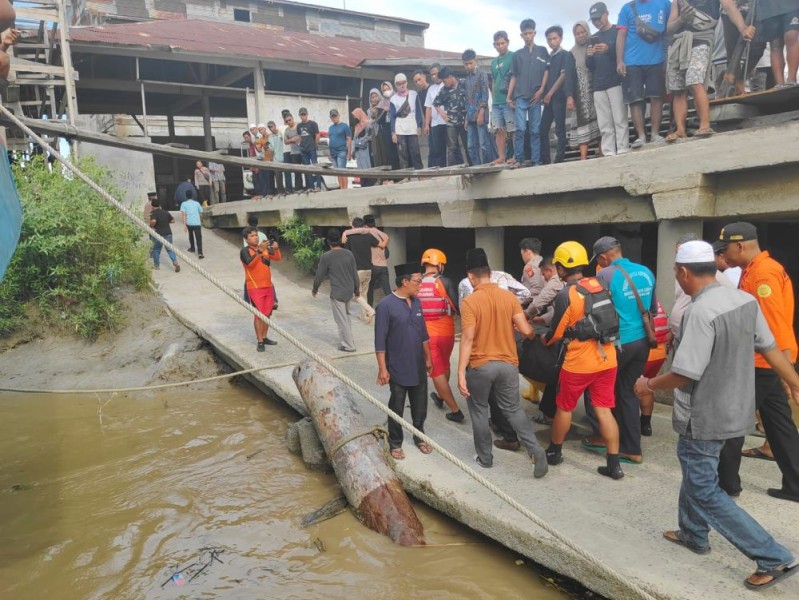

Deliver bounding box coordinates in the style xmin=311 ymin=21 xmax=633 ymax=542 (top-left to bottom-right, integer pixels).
xmin=419 ymin=249 xmax=465 ymax=422
xmin=541 ymin=241 xmax=624 ymax=480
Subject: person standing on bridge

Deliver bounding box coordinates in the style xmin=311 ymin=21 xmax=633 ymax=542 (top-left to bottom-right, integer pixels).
xmin=312 ymin=229 xmax=360 ymax=353
xmin=180 ymin=188 xmax=204 ymax=259
xmin=148 ymin=199 xmax=180 ymax=273
xmin=241 ymin=226 xmax=281 ymax=351
xmin=375 ymin=263 xmax=433 ymax=460
xmin=194 ymin=161 xmax=213 ymax=207
xmin=634 ymin=240 xmax=799 ymax=591
xmin=457 ymin=248 xmax=548 ymax=477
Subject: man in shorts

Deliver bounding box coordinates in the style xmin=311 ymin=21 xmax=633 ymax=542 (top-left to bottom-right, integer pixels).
xmin=541 ymin=241 xmax=624 ymax=480
xmin=491 ymin=31 xmax=516 ymax=164
xmin=758 ymin=0 xmax=799 ymax=87
xmin=617 ymin=0 xmax=671 ymax=147
xmin=666 ymin=0 xmax=754 ymax=141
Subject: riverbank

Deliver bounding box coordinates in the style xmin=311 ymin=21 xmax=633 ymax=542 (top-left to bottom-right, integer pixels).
xmin=147 ymin=227 xmax=799 ymax=600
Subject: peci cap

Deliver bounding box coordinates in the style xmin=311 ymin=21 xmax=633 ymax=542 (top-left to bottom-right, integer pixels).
xmin=590 ymin=236 xmax=620 ymax=262
xmin=257 ymin=123 xmax=265 ymax=128
xmin=589 ymin=2 xmax=608 ymax=19
xmin=394 ymin=72 xmax=408 ymax=83
xmin=465 ymin=248 xmax=490 ymax=271
xmin=718 ymin=222 xmax=758 ymax=244
xmin=675 ymin=240 xmax=716 ymax=264
xmin=298 ymin=107 xmax=308 ymax=115
xmin=394 ymin=262 xmax=421 ymax=278
xmin=147 ymin=191 xmax=157 ymax=197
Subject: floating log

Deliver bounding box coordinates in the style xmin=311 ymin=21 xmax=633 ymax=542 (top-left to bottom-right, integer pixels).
xmin=292 ymin=358 xmax=425 ymax=546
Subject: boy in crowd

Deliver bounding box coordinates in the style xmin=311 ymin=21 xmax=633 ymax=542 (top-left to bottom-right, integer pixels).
xmin=540 ymin=26 xmax=572 ymax=164
xmin=491 ymin=31 xmax=516 ymax=164
xmin=462 ymin=49 xmax=494 ymax=165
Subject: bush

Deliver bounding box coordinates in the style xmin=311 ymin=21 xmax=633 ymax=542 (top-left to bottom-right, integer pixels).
xmin=0 ymin=156 xmax=151 ymax=339
xmin=276 ymin=216 xmax=324 ymax=273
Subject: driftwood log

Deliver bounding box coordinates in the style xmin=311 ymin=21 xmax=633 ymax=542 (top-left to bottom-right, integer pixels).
xmin=292 ymin=359 xmax=425 ymax=546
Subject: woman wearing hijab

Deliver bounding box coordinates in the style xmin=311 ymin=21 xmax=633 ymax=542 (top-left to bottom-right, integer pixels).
xmin=352 ymin=107 xmax=375 ymax=188
xmin=567 ymin=21 xmax=601 ymax=160
xmin=368 ymin=87 xmax=391 ymax=171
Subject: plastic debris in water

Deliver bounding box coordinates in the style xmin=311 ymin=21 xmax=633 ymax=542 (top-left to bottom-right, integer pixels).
xmin=172 ymin=573 xmax=187 ymax=586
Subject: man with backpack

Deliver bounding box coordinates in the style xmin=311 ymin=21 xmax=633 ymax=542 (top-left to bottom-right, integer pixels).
xmin=585 ymin=236 xmax=657 ymax=465
xmin=540 ymin=241 xmax=623 ymax=479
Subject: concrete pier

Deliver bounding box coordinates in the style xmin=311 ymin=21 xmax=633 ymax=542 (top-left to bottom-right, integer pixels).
xmin=151 ymin=229 xmax=799 ymax=600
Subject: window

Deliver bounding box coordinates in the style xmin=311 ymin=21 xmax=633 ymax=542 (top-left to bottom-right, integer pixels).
xmin=233 ymin=9 xmax=250 ymax=22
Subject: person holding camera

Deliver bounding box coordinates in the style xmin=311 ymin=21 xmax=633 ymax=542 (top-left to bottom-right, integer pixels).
xmin=241 ymin=226 xmax=281 ymax=352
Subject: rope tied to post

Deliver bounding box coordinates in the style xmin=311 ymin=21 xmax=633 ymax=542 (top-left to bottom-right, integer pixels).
xmin=326 ymin=425 xmax=388 ymax=460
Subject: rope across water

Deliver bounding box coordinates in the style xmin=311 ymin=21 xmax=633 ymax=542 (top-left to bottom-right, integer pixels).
xmin=0 ymin=104 xmax=658 ymax=600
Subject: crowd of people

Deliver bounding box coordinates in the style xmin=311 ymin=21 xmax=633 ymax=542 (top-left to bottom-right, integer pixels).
xmin=234 ymin=1 xmax=797 ymax=195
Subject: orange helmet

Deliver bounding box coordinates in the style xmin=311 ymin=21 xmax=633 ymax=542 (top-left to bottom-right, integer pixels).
xmin=421 ymin=248 xmax=447 ymax=266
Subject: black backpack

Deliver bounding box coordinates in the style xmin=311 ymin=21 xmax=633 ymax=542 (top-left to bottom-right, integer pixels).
xmin=566 ymin=278 xmax=620 ymax=345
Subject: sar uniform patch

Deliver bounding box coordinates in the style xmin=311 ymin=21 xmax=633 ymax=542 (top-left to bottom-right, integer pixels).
xmin=757 ymin=284 xmax=772 ymax=298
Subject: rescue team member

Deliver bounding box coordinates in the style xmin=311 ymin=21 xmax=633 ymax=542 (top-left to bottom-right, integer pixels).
xmin=375 ymin=263 xmax=433 ymax=460
xmin=717 ymin=222 xmax=799 ymax=503
xmin=634 ymin=240 xmax=799 ymax=592
xmin=240 ymin=226 xmax=281 ymax=351
xmin=418 ymin=249 xmax=465 ymax=422
xmin=457 ymin=248 xmax=548 ymax=477
xmin=541 ymin=241 xmax=624 ymax=480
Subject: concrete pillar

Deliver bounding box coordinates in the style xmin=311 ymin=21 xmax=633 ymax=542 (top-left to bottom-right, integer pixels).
xmin=167 ymin=114 xmax=180 ymax=184
xmin=475 ymin=227 xmax=505 ymax=272
xmin=656 ymin=219 xmax=703 ymax=311
xmin=252 ymin=63 xmax=269 ymax=126
xmin=385 ymin=227 xmax=407 ymax=279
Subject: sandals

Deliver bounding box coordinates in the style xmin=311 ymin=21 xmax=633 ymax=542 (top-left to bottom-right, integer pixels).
xmin=694 ymin=127 xmax=716 ymax=137
xmin=663 ymin=530 xmax=711 ymax=555
xmin=665 ymin=132 xmax=687 ymax=144
xmin=745 ymin=562 xmax=799 ymax=591
xmin=390 ymin=448 xmax=405 ymax=460
xmin=415 ymin=441 xmax=433 ymax=455
xmin=741 ymin=447 xmax=776 ymax=461
xmin=581 ymin=437 xmax=606 ymax=454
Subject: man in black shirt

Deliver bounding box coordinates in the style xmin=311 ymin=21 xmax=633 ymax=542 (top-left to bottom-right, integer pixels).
xmin=540 ymin=26 xmax=571 ymax=164
xmin=433 ymin=67 xmax=470 ymax=166
xmin=344 ymin=217 xmax=378 ymax=323
xmin=297 ymin=107 xmax=321 ymax=191
xmin=148 ymin=199 xmax=180 ymax=272
xmin=586 ymin=2 xmax=629 ymax=156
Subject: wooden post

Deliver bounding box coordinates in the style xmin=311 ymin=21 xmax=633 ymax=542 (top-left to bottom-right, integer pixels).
xmin=293 ymin=359 xmax=425 ymax=546
xmin=55 ymin=0 xmax=78 ymax=125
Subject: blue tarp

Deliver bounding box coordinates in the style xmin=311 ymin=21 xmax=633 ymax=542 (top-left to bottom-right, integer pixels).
xmin=0 ymin=148 xmax=22 ymax=282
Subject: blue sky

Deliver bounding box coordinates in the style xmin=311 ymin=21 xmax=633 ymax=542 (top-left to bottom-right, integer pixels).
xmin=312 ymin=0 xmax=632 ymax=54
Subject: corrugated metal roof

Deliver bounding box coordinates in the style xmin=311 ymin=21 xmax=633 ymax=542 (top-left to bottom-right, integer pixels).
xmin=69 ymin=19 xmax=459 ymax=68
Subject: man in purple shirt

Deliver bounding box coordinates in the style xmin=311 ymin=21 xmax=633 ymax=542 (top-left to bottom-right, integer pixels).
xmin=375 ymin=262 xmax=433 ymax=460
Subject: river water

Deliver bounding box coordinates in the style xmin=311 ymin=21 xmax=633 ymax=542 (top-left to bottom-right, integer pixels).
xmin=0 ymin=387 xmax=569 ymax=600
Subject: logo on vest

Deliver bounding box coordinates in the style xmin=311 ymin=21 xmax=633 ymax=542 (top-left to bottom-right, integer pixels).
xmin=757 ymin=284 xmax=772 ymax=298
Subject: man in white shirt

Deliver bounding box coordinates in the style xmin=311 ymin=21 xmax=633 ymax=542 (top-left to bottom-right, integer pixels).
xmin=390 ymin=72 xmax=424 ymax=171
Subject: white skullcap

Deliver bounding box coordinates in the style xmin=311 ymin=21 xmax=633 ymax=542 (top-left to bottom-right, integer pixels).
xmin=257 ymin=123 xmax=265 ymax=128
xmin=249 ymin=123 xmax=257 ymax=128
xmin=675 ymin=240 xmax=715 ymax=264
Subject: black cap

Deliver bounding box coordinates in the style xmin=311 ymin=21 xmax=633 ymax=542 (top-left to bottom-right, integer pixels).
xmin=718 ymin=222 xmax=758 ymax=243
xmin=394 ymin=262 xmax=421 ymax=278
xmin=590 ymin=236 xmax=620 ymax=262
xmin=589 ymin=2 xmax=608 ymax=19
xmin=711 ymin=240 xmax=727 ymax=255
xmin=329 ymin=108 xmax=339 ymax=117
xmin=438 ymin=66 xmax=454 ymax=80
xmin=147 ymin=191 xmax=157 ymax=197
xmin=465 ymin=248 xmax=490 ymax=271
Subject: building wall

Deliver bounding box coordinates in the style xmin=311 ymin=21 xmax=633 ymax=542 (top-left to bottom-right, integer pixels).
xmin=70 ymin=0 xmax=426 ymax=47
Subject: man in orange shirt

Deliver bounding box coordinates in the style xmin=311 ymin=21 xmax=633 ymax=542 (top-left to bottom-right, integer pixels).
xmin=718 ymin=222 xmax=799 ymax=503
xmin=418 ymin=249 xmax=464 ymax=422
xmin=541 ymin=241 xmax=624 ymax=479
xmin=241 ymin=226 xmax=282 ymax=351
xmin=457 ymin=248 xmax=548 ymax=477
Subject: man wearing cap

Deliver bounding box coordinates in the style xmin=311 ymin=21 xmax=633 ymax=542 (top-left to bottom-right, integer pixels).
xmin=424 ymin=63 xmax=448 ymax=168
xmin=587 ymin=236 xmax=657 ymax=464
xmin=389 ymin=73 xmax=424 ymax=172
xmin=312 ymin=229 xmax=360 ymax=352
xmin=375 ymin=263 xmax=433 ymax=459
xmin=457 ymin=248 xmax=549 ymax=477
xmin=328 ymin=109 xmax=352 ymax=190
xmin=586 ymin=2 xmax=629 ymax=157
xmin=297 ymin=108 xmax=322 ymax=192
xmin=434 ymin=67 xmax=471 ymax=167
xmin=717 ymin=222 xmax=799 ymax=503
xmin=634 ymin=240 xmax=799 ymax=591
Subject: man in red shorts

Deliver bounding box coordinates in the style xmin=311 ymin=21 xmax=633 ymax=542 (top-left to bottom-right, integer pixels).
xmin=540 ymin=241 xmax=624 ymax=479
xmin=241 ymin=226 xmax=281 ymax=351
xmin=418 ymin=249 xmax=464 ymax=422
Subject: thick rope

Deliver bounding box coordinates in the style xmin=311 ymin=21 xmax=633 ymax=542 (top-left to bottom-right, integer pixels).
xmin=326 ymin=425 xmax=388 ymax=460
xmin=1 ymin=105 xmax=657 ymax=600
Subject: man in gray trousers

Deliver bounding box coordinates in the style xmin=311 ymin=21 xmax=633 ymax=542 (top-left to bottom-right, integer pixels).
xmin=313 ymin=229 xmax=360 ymax=352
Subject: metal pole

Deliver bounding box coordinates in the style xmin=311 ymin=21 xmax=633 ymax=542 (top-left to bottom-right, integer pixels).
xmin=137 ymin=58 xmax=149 ymax=138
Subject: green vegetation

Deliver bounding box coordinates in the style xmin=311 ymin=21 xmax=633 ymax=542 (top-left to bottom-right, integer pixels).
xmin=276 ymin=216 xmax=324 ymax=273
xmin=0 ymin=156 xmax=151 ymax=339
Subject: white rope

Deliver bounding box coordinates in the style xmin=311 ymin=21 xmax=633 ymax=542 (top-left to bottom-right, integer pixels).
xmin=1 ymin=105 xmax=657 ymax=600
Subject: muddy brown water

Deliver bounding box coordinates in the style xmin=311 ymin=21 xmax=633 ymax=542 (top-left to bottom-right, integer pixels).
xmin=0 ymin=388 xmax=570 ymax=600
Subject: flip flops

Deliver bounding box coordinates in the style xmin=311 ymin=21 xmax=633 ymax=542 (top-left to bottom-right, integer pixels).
xmin=663 ymin=530 xmax=711 ymax=555
xmin=390 ymin=448 xmax=405 ymax=460
xmin=415 ymin=441 xmax=433 ymax=454
xmin=581 ymin=437 xmax=606 ymax=454
xmin=742 ymin=447 xmax=776 ymax=461
xmin=744 ymin=562 xmax=799 ymax=591
xmin=694 ymin=127 xmax=716 ymax=137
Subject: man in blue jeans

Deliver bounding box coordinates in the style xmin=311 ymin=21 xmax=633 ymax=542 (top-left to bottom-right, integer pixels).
xmin=462 ymin=49 xmax=495 ymax=165
xmin=634 ymin=241 xmax=799 ymax=592
xmin=327 ymin=108 xmax=352 ymax=190
xmin=148 ymin=198 xmax=180 ymax=272
xmin=507 ymin=18 xmax=550 ymax=167
xmin=297 ymin=107 xmax=321 ymax=191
